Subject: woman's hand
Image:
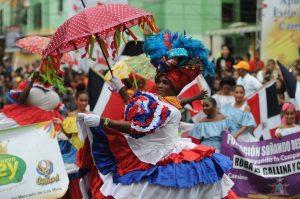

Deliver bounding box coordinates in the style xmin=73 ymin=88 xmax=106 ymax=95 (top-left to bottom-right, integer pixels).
xmin=275 ymin=133 xmax=283 ymax=139
xmin=78 ymin=113 xmax=100 ymax=127
xmin=53 ymin=117 xmax=62 ymax=126
xmin=234 ymin=133 xmax=241 ymax=140
xmin=198 ymin=90 xmax=208 ymax=100
xmin=109 ymin=76 xmax=125 ymax=92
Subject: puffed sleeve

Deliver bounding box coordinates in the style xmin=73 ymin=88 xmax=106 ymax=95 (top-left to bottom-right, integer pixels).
xmin=125 ymin=92 xmax=171 ymax=138
xmin=62 ymin=116 xmax=78 ymax=134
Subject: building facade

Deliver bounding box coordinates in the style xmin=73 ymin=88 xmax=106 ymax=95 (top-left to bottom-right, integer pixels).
xmin=129 ymin=0 xmax=257 ymax=57
xmin=0 ymin=0 xmax=69 ymax=65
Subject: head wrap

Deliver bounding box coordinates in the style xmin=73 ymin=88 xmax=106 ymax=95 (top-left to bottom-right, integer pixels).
xmin=144 ymin=31 xmax=213 ymax=94
xmin=281 ymin=102 xmax=296 ymax=125
xmin=282 ymin=102 xmax=296 ymax=113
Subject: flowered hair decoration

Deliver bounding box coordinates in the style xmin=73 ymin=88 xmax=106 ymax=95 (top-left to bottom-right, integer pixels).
xmin=144 ymin=31 xmax=214 ymax=94
xmin=143 ymin=31 xmax=214 ymax=77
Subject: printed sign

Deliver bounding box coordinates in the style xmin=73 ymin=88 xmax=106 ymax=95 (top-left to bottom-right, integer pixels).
xmin=222 ymin=131 xmax=300 ymax=198
xmin=0 ymin=122 xmax=68 ymax=199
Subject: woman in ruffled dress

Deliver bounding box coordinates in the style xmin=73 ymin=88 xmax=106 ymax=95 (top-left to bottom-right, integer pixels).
xmin=61 ymin=90 xmax=90 ymax=150
xmin=275 ymin=102 xmax=300 ymax=138
xmin=0 ymin=71 xmax=82 ymax=199
xmin=0 ymin=71 xmax=65 ymax=130
xmin=189 ymin=97 xmax=232 ymax=153
xmin=220 ymin=85 xmax=257 ymax=142
xmin=77 ymin=32 xmax=236 ymax=199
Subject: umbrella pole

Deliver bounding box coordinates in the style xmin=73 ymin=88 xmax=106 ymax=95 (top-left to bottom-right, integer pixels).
xmin=80 ymin=0 xmax=86 ymax=8
xmin=80 ymin=0 xmax=113 ymax=75
xmin=94 ymin=34 xmax=113 ymax=75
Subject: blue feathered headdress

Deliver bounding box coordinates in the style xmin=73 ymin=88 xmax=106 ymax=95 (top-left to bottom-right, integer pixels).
xmin=143 ymin=31 xmax=214 ymax=77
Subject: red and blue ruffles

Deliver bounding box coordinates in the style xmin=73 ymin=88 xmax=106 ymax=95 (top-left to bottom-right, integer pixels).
xmin=125 ymin=92 xmax=171 ymax=138
xmin=89 ymin=126 xmax=232 ymax=188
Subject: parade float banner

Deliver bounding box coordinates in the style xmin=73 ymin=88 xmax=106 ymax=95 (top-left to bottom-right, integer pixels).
xmin=261 ymin=0 xmax=300 ymax=66
xmin=222 ymin=131 xmax=300 ymax=198
xmin=0 ymin=122 xmax=69 ymax=199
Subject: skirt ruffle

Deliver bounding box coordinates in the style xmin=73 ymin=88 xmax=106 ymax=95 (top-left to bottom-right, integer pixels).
xmin=90 ymin=126 xmax=232 ymax=188
xmin=2 ymin=104 xmax=62 ymax=130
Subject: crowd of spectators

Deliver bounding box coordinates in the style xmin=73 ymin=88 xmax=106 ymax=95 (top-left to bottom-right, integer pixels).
xmin=1 ymin=44 xmax=300 ymax=116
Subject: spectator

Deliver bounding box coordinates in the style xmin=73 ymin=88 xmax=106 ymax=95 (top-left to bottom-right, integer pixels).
xmin=215 ymin=44 xmax=235 ymax=78
xmin=249 ymin=49 xmax=265 ymax=74
xmin=3 ymin=56 xmax=13 ymax=77
xmin=245 ymin=52 xmax=251 ymax=62
xmin=212 ymin=76 xmax=236 ymax=109
xmin=275 ymin=102 xmax=300 ymax=138
xmin=189 ymin=97 xmax=231 ymax=153
xmin=234 ymin=61 xmax=262 ymax=98
xmin=275 ymin=78 xmax=288 ymax=108
xmin=213 ymin=77 xmax=221 ymax=94
xmin=257 ymin=59 xmax=279 ymax=84
xmin=233 ymin=70 xmax=239 ymax=81
xmin=220 ymin=85 xmax=257 ymax=142
xmin=235 ymin=56 xmax=244 ymax=64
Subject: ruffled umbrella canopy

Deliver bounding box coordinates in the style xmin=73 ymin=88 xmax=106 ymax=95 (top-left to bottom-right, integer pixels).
xmin=16 ymin=36 xmax=72 ymax=64
xmin=41 ymin=4 xmax=159 ymax=89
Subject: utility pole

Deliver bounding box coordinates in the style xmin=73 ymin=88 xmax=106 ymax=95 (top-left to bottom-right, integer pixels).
xmin=255 ymin=0 xmax=263 ymax=51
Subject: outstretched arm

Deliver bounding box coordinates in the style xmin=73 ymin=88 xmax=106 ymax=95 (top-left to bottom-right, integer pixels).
xmin=118 ymin=87 xmax=131 ymax=104
xmin=110 ymin=76 xmax=131 ymax=104
xmin=234 ymin=126 xmax=249 ymax=139
xmin=179 ymin=90 xmax=208 ymax=106
xmin=80 ymin=113 xmax=132 ymax=134
xmin=18 ymin=71 xmax=40 ymax=104
xmin=100 ymin=118 xmax=132 ymax=134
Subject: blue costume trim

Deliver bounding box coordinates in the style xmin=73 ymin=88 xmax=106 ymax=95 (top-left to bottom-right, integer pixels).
xmin=90 ymin=127 xmax=232 ymax=188
xmin=58 ymin=140 xmax=77 ymax=164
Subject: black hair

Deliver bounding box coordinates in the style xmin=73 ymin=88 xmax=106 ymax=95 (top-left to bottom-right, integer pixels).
xmin=267 ymin=59 xmax=276 ymax=65
xmin=203 ymin=97 xmax=217 ymax=107
xmin=75 ymin=83 xmax=87 ymax=99
xmin=221 ymin=44 xmax=229 ymax=49
xmin=234 ymin=84 xmax=245 ymax=92
xmin=220 ymin=76 xmax=236 ymax=88
xmin=76 ymin=83 xmax=86 ymax=92
xmin=235 ymin=56 xmax=244 ymax=62
xmin=75 ymin=90 xmax=88 ymax=99
xmin=245 ymin=52 xmax=251 ymax=60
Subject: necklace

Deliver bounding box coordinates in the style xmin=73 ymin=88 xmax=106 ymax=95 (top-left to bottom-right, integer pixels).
xmin=158 ymin=96 xmax=182 ymax=109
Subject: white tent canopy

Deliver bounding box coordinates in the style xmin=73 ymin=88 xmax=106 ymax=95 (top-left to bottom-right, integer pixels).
xmin=205 ymin=25 xmax=260 ymax=36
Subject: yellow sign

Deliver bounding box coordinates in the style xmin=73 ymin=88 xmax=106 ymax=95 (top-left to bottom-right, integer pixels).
xmin=261 ymin=0 xmax=300 ymax=66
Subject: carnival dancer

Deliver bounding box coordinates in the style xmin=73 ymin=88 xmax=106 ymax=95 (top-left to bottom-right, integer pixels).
xmin=77 ymin=32 xmax=235 ymax=199
xmin=220 ymin=85 xmax=257 ymax=142
xmin=0 ymin=71 xmax=82 ymax=199
xmin=189 ymin=97 xmax=232 ymax=152
xmin=0 ymin=71 xmax=65 ymax=130
xmin=275 ymin=102 xmax=300 ymax=138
